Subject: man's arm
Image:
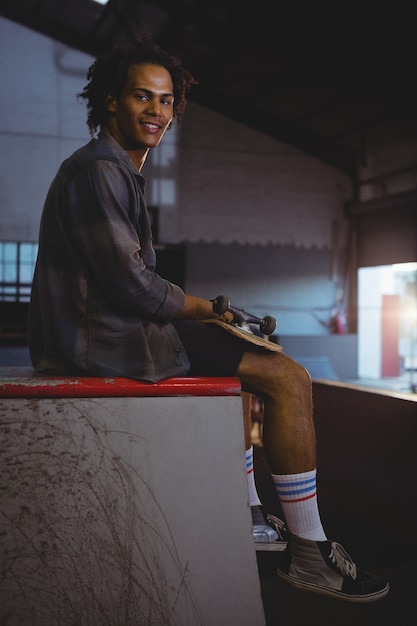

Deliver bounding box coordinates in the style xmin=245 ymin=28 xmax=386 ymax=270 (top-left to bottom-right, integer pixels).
xmin=174 ymin=294 xmax=233 ymax=322
xmin=174 ymin=294 xmax=215 ymax=320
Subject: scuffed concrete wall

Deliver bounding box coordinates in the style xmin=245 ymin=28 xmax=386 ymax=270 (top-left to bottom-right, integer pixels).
xmin=1 ymin=393 xmax=265 ymax=626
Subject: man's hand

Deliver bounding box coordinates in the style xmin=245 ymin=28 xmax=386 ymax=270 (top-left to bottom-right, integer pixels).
xmin=174 ymin=294 xmax=217 ymax=320
xmin=218 ymin=311 xmax=234 ymax=323
xmin=174 ymin=294 xmax=235 ymax=322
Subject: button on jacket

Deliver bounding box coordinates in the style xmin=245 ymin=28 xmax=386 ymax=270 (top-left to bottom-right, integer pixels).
xmin=29 ymin=128 xmax=190 ymax=382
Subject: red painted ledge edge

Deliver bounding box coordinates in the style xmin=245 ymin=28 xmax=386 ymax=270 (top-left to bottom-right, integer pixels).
xmin=0 ymin=367 xmax=241 ymax=399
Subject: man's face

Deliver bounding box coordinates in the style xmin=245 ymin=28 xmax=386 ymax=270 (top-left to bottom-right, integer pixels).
xmin=107 ymin=63 xmax=174 ymax=151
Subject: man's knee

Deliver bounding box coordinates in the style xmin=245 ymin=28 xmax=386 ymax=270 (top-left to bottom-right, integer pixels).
xmin=237 ymin=350 xmax=311 ymax=396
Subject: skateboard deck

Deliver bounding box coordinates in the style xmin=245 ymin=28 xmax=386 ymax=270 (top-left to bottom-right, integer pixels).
xmin=203 ymin=319 xmax=282 ymax=352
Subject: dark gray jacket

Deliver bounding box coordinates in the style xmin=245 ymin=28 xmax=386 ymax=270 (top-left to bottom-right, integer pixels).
xmin=29 ymin=128 xmax=190 ymax=381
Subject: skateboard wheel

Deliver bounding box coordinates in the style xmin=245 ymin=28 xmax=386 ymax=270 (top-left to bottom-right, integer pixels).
xmin=212 ymin=295 xmax=230 ymax=315
xmin=260 ymin=316 xmax=276 ymax=335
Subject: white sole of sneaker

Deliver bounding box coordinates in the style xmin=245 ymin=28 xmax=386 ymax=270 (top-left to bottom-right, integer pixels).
xmin=255 ymin=542 xmax=287 ymax=552
xmin=277 ymin=569 xmax=390 ymax=603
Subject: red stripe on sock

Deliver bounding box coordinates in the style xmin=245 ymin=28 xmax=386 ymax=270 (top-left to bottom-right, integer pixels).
xmin=279 ymin=492 xmax=316 ymax=503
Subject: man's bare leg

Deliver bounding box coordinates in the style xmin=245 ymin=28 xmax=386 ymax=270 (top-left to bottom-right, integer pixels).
xmin=241 ymin=391 xmax=252 ymax=450
xmin=241 ymin=391 xmax=285 ymax=548
xmin=237 ymin=349 xmax=325 ymax=541
xmin=241 ymin=391 xmax=261 ymax=508
xmin=237 ymin=350 xmax=316 ymax=475
xmin=236 ymin=350 xmax=389 ymax=602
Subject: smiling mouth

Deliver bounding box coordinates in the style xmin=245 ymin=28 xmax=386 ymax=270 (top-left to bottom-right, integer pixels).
xmin=141 ymin=122 xmax=161 ymax=131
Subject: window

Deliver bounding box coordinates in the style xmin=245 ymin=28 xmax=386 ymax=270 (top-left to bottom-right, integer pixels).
xmin=0 ymin=242 xmax=38 ymax=302
xmin=357 ymin=262 xmax=417 ymax=393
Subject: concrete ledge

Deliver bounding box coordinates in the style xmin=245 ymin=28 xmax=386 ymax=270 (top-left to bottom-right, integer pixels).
xmin=0 ymin=370 xmax=266 ymax=626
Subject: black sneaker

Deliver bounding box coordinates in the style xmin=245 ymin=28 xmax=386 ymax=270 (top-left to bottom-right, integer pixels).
xmin=277 ymin=534 xmax=389 ymax=602
xmin=252 ymin=506 xmax=288 ymax=552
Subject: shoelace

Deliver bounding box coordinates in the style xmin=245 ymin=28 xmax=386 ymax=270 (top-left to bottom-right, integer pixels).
xmin=266 ymin=514 xmax=287 ymax=541
xmin=328 ymin=542 xmax=357 ymax=579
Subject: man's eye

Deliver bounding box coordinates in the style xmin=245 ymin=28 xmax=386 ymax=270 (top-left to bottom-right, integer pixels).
xmin=135 ymin=94 xmax=148 ymax=101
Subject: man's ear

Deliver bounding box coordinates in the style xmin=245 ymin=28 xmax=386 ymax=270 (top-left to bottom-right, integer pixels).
xmin=106 ymin=94 xmax=117 ymax=113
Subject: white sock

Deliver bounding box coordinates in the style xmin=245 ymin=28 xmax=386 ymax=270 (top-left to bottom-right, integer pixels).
xmin=246 ymin=446 xmax=261 ymax=507
xmin=271 ymin=469 xmax=327 ymax=541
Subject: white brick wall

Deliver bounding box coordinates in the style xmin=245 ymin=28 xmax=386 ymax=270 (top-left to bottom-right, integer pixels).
xmin=0 ymin=18 xmax=92 ymax=240
xmin=178 ymin=103 xmax=352 ymax=248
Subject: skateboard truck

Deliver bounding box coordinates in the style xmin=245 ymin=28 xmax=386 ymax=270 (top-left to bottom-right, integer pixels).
xmin=212 ymin=295 xmax=276 ymax=336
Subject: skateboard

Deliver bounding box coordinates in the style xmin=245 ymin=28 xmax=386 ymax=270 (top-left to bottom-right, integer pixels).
xmin=203 ymin=295 xmax=282 ymax=352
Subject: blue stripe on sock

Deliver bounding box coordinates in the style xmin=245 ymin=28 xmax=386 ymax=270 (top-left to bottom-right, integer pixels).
xmin=245 ymin=451 xmax=253 ymax=471
xmin=273 ymin=476 xmax=316 ymax=499
xmin=275 ymin=485 xmax=316 ymax=497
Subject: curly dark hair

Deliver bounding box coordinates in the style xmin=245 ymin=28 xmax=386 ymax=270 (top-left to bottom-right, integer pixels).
xmin=78 ymin=34 xmax=197 ymax=136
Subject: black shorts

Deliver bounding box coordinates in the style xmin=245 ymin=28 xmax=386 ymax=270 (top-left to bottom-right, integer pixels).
xmin=172 ymin=319 xmax=249 ymax=377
